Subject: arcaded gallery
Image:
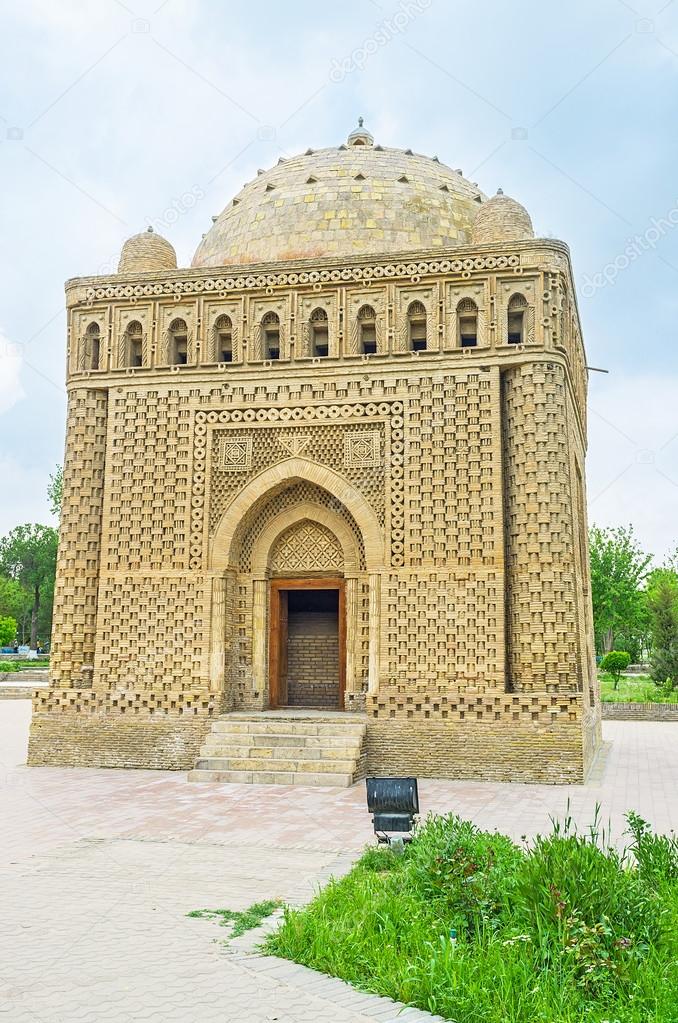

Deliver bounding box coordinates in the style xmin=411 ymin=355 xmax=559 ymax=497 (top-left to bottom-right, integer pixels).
xmin=29 ymin=122 xmax=600 ymax=785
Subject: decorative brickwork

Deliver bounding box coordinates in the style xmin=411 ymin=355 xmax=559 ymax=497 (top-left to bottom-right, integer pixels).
xmin=32 ymin=127 xmax=599 ymax=782
xmin=50 ymin=388 xmax=108 ymax=686
xmin=270 ymin=522 xmax=343 ymax=574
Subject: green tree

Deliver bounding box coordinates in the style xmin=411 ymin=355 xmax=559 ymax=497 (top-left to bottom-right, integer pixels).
xmin=0 ymin=574 xmax=31 ymax=644
xmin=0 ymin=524 xmax=58 ymax=649
xmin=0 ymin=573 xmax=30 ymax=622
xmin=0 ymin=615 xmax=16 ymax=647
xmin=647 ymin=572 xmax=678 ymax=689
xmin=589 ymin=525 xmax=651 ymax=654
xmin=600 ymin=650 xmax=631 ymax=690
xmin=47 ymin=464 xmax=63 ymax=518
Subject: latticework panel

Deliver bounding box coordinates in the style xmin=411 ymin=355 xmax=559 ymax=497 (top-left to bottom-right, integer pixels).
xmin=104 ymin=390 xmax=192 ymax=570
xmin=382 ymin=570 xmax=502 ymax=690
xmin=502 ymin=362 xmax=580 ymax=692
xmin=236 ymin=481 xmax=366 ymax=571
xmin=404 ymin=374 xmax=500 ymax=568
xmin=209 ymin=421 xmax=386 ymax=533
xmin=95 ymin=574 xmax=207 ymax=691
xmin=50 ymin=388 xmax=108 ymax=685
xmin=270 ymin=520 xmax=344 ymax=573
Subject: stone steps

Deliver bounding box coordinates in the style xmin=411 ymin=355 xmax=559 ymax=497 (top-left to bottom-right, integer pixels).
xmin=188 ymin=711 xmax=368 ymax=786
xmin=188 ymin=768 xmax=355 ymax=786
xmin=194 ymin=755 xmax=358 ymax=773
xmin=201 ymin=736 xmax=359 ymax=752
xmin=209 ymin=719 xmax=365 ymax=737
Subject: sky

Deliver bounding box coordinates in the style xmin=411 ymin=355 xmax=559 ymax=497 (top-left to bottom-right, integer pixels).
xmin=0 ymin=0 xmax=677 ymax=561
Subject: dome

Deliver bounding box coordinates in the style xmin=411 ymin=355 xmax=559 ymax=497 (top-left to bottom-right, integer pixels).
xmin=470 ymin=189 xmax=533 ymax=245
xmin=118 ymin=227 xmax=177 ymax=274
xmin=191 ymin=122 xmax=488 ymax=268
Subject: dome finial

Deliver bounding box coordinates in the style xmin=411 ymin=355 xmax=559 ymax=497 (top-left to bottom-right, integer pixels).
xmin=118 ymin=228 xmax=177 ymax=274
xmin=471 ymin=189 xmax=534 ymax=245
xmin=347 ymin=117 xmax=374 ymax=148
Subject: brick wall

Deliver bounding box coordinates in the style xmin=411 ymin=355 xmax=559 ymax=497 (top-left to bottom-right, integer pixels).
xmin=27 ymin=688 xmax=218 ymax=769
xmin=364 ymin=720 xmax=584 ymax=784
xmin=601 ymin=702 xmax=678 ymax=721
xmin=286 ymin=611 xmax=339 ymax=709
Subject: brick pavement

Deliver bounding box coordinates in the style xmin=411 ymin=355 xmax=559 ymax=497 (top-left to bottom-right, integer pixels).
xmin=1 ymin=701 xmax=676 ymax=1023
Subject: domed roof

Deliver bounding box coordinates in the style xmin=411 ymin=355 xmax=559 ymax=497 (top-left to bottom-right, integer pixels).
xmin=118 ymin=227 xmax=177 ymax=274
xmin=471 ymin=189 xmax=533 ymax=245
xmin=191 ymin=122 xmax=488 ymax=269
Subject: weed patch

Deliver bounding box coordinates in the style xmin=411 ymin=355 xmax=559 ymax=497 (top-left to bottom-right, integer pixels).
xmin=266 ymin=813 xmax=678 ymax=1022
xmin=188 ymin=898 xmax=282 ymax=939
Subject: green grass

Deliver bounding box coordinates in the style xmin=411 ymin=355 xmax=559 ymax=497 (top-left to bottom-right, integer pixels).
xmin=188 ymin=898 xmax=282 ymax=939
xmin=0 ymin=659 xmax=50 ymax=673
xmin=266 ymin=813 xmax=678 ymax=1023
xmin=599 ymin=672 xmax=678 ymax=703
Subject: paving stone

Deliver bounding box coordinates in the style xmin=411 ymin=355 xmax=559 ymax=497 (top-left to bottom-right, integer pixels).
xmin=2 ymin=705 xmax=677 ymax=1022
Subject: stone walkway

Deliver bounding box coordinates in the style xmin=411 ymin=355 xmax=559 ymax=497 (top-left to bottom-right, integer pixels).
xmin=1 ymin=702 xmax=676 ymax=1022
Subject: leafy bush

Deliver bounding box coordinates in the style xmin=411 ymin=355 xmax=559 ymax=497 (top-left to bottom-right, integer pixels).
xmin=513 ymin=813 xmax=661 ymax=994
xmin=268 ymin=811 xmax=678 ymax=1023
xmin=407 ymin=814 xmax=523 ymax=935
xmin=626 ymin=811 xmax=678 ymax=884
xmin=0 ymin=615 xmax=16 ymax=648
xmin=0 ymin=661 xmax=20 ymax=673
xmin=600 ymin=650 xmax=631 ymax=689
xmin=647 ymin=573 xmax=678 ymax=688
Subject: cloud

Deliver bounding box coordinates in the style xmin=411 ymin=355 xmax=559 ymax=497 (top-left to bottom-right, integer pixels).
xmin=0 ymin=452 xmax=53 ymax=535
xmin=587 ymin=373 xmax=678 ymax=563
xmin=0 ymin=332 xmax=24 ymax=416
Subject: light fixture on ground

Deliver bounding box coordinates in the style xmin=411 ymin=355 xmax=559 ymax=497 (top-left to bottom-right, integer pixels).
xmin=366 ymin=777 xmax=419 ymax=844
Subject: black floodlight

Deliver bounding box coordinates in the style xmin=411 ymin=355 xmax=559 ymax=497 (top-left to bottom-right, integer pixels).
xmin=366 ymin=777 xmax=419 ymax=843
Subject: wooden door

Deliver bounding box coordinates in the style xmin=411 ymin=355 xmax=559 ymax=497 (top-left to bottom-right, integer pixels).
xmin=268 ymin=587 xmax=288 ymax=709
xmin=268 ymin=578 xmax=345 ymax=710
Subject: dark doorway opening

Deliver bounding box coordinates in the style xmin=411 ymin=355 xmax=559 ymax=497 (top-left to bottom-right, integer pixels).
xmin=286 ymin=589 xmax=339 ymax=709
xmin=269 ymin=579 xmax=345 ymax=710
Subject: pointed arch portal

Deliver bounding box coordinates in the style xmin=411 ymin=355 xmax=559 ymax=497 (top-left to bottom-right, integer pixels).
xmin=208 ymin=457 xmax=383 ymax=710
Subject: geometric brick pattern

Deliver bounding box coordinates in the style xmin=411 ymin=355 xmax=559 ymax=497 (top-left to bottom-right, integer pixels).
xmin=270 ymin=522 xmax=343 ymax=573
xmin=207 ymin=416 xmax=388 ymax=536
xmin=343 ymin=431 xmax=381 ymax=469
xmin=37 ymin=227 xmax=599 ymax=781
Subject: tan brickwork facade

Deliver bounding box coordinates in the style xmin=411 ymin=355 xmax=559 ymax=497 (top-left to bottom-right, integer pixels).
xmin=29 ymin=127 xmax=600 ymax=781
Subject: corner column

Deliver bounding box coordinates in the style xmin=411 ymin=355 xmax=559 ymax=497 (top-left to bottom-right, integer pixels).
xmin=252 ymin=577 xmax=268 ymax=706
xmin=367 ymin=572 xmax=381 ymax=693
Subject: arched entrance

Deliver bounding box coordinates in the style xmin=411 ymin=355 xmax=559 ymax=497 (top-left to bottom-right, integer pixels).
xmin=208 ymin=458 xmax=384 ymax=712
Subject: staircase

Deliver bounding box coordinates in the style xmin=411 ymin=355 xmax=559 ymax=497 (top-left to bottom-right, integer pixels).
xmin=188 ymin=710 xmax=368 ymax=786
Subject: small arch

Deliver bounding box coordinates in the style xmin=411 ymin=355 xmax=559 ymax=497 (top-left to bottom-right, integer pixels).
xmin=508 ymin=293 xmax=527 ymax=345
xmin=250 ymin=504 xmax=361 ymax=576
xmin=125 ymin=319 xmax=143 ymax=367
xmin=357 ymin=304 xmax=377 ymax=355
xmin=457 ymin=298 xmax=478 ymax=348
xmin=261 ymin=311 xmax=280 ymax=360
xmin=168 ymin=317 xmax=188 ymax=365
xmin=210 ymin=457 xmax=384 ymax=573
xmin=407 ymin=300 xmax=427 ymax=352
xmin=86 ymin=322 xmax=101 ymax=370
xmin=309 ymin=307 xmax=329 ymax=357
xmin=215 ymin=314 xmax=233 ymax=363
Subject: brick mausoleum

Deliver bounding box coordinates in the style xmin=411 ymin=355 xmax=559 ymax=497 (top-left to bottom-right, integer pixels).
xmin=29 ymin=121 xmax=601 ymax=784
